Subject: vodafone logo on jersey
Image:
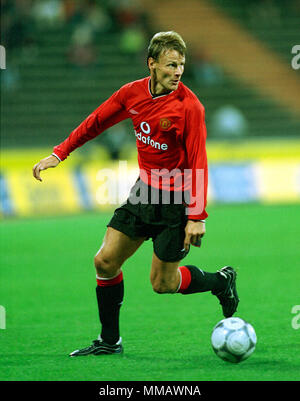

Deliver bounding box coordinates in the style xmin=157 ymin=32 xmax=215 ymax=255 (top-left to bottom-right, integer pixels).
xmin=135 ymin=121 xmax=168 ymax=151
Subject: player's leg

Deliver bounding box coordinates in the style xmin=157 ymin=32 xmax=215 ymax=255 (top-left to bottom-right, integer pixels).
xmin=151 ymin=222 xmax=230 ymax=295
xmin=94 ymin=227 xmax=145 ymax=344
xmin=150 ymin=252 xmax=239 ymax=317
xmin=150 ymin=252 xmax=229 ymax=295
xmin=151 ymin=224 xmax=239 ymax=317
xmin=70 ymin=227 xmax=145 ymax=357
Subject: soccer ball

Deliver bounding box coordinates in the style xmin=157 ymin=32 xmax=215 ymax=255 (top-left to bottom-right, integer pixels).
xmin=211 ymin=317 xmax=257 ymax=363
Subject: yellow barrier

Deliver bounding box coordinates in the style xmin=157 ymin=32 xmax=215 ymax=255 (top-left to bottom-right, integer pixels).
xmin=1 ymin=140 xmax=299 ymax=218
xmin=206 ymin=139 xmax=300 ymax=162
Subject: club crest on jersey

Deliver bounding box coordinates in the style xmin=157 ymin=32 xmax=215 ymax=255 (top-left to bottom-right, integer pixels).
xmin=160 ymin=118 xmax=171 ymax=130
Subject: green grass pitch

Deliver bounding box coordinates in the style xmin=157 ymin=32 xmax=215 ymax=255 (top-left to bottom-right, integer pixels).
xmin=1 ymin=203 xmax=300 ymax=381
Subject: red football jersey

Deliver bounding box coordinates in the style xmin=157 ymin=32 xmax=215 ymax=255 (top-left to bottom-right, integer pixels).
xmin=53 ymin=77 xmax=208 ymax=219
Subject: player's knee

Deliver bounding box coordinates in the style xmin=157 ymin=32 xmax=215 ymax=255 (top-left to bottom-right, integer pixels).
xmin=151 ymin=278 xmax=176 ymax=294
xmin=94 ymin=252 xmax=120 ymax=277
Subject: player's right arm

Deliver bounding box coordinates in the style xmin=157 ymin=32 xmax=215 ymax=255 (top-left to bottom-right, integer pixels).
xmin=32 ymin=154 xmax=60 ymax=182
xmin=32 ymin=85 xmax=129 ymax=181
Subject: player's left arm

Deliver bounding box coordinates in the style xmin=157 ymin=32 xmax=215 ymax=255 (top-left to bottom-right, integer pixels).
xmin=183 ymin=100 xmax=208 ymax=250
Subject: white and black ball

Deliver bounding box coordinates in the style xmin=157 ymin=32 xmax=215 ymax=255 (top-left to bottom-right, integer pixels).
xmin=211 ymin=317 xmax=257 ymax=363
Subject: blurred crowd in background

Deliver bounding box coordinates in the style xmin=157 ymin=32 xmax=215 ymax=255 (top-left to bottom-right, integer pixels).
xmin=2 ymin=0 xmax=151 ymax=68
xmin=3 ymin=0 xmax=298 ymax=75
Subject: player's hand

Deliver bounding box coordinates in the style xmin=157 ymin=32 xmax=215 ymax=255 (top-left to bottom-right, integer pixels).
xmin=32 ymin=155 xmax=60 ymax=182
xmin=183 ymin=220 xmax=205 ymax=251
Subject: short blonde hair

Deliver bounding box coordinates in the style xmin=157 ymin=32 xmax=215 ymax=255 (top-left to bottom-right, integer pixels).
xmin=147 ymin=31 xmax=186 ymax=62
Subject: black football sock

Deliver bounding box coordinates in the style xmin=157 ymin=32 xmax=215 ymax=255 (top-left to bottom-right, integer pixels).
xmin=96 ymin=271 xmax=124 ymax=345
xmin=177 ymin=265 xmax=226 ymax=294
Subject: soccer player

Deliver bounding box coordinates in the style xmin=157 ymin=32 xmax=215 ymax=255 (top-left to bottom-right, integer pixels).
xmin=32 ymin=31 xmax=239 ymax=356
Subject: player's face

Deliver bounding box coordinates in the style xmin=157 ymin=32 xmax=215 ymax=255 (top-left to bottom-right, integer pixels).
xmin=149 ymin=49 xmax=185 ymax=95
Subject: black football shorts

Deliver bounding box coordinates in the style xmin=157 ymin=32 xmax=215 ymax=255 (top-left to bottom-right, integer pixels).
xmin=107 ymin=180 xmax=189 ymax=262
